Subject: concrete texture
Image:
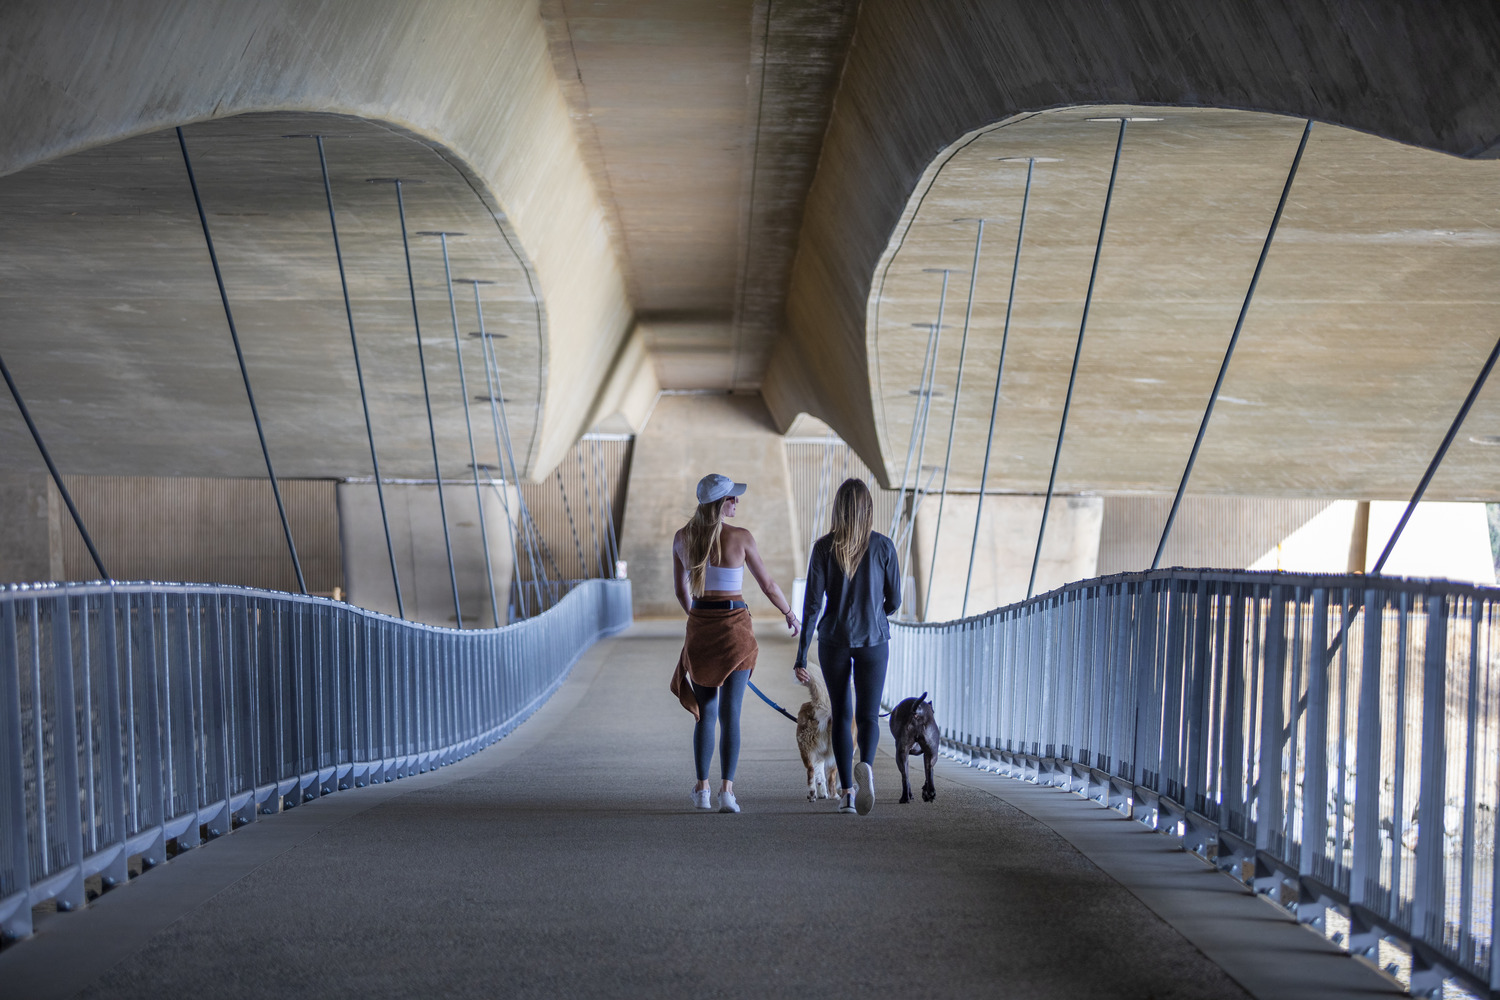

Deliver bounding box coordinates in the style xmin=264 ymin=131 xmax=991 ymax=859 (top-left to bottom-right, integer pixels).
xmin=1097 ymin=496 xmax=1333 ymax=576
xmin=540 ymin=0 xmax=855 ymax=391
xmin=339 ymin=481 xmax=516 ymax=627
xmin=619 ymin=393 xmax=798 ymax=618
xmin=0 ymin=111 xmax=547 ymax=482
xmin=910 ymin=494 xmax=1102 ymax=620
xmin=57 ymin=474 xmax=342 ymax=594
xmin=861 ymin=106 xmax=1500 ymax=501
xmin=766 ymin=1 xmax=1500 ymax=487
xmin=0 ymin=470 xmax=63 ymax=584
xmin=0 ymin=0 xmax=630 ymax=480
xmin=0 ymin=625 xmax=1405 ymax=999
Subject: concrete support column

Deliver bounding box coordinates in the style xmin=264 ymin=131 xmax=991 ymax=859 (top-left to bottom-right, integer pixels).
xmin=910 ymin=494 xmax=1102 ymax=620
xmin=0 ymin=471 xmax=63 ymax=584
xmin=619 ymin=394 xmax=798 ymax=619
xmin=338 ymin=482 xmax=515 ymax=628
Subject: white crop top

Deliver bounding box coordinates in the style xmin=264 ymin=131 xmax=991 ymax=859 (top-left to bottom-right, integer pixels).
xmin=703 ymin=562 xmax=744 ymax=591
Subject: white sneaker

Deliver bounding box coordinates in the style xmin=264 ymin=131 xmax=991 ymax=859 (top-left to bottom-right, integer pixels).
xmin=692 ymin=788 xmax=712 ymax=810
xmin=838 ymin=791 xmax=857 ymax=814
xmin=854 ymin=762 xmax=875 ymax=816
xmin=718 ymin=790 xmax=740 ymax=813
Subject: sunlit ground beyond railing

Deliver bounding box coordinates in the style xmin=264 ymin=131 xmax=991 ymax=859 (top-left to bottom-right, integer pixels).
xmin=889 ymin=569 xmax=1500 ymax=999
xmin=0 ymin=577 xmax=632 ymax=941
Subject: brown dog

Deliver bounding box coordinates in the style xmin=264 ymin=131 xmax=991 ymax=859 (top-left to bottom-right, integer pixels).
xmin=796 ymin=672 xmax=839 ymax=801
xmin=888 ymin=692 xmax=939 ymax=803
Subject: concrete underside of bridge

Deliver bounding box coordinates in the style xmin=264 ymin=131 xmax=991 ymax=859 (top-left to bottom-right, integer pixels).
xmin=0 ymin=627 xmax=1404 ymax=1000
xmin=4 ymin=1 xmax=1499 ymax=488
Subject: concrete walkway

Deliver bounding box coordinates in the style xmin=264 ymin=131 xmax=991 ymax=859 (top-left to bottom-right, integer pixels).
xmin=1 ymin=623 xmax=1401 ymax=999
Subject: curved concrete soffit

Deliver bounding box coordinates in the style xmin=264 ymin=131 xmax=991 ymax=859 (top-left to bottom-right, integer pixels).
xmin=0 ymin=0 xmax=633 ymax=481
xmin=374 ymin=118 xmax=549 ymax=477
xmin=765 ymin=0 xmax=1500 ymax=488
xmin=865 ymin=110 xmax=1041 ymax=485
xmin=861 ymin=103 xmax=1500 ymax=502
xmin=0 ymin=110 xmax=554 ymax=485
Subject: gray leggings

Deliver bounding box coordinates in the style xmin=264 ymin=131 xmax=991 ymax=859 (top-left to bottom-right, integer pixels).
xmin=691 ymin=670 xmax=749 ymax=782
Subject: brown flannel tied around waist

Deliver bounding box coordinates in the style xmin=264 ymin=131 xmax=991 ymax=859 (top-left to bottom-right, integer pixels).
xmin=669 ymin=606 xmax=758 ymax=721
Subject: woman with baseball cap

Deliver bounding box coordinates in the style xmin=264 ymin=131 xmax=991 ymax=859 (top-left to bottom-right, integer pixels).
xmin=668 ymin=473 xmax=800 ymax=813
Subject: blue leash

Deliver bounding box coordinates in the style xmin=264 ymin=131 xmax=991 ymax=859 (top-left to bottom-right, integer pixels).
xmin=747 ymin=681 xmax=798 ymax=723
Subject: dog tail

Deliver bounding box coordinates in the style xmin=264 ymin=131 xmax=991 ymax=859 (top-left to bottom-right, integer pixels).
xmin=802 ymin=670 xmax=831 ymax=712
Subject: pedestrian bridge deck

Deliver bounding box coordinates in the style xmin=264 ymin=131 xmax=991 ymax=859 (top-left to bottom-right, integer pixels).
xmin=1 ymin=623 xmax=1399 ymax=999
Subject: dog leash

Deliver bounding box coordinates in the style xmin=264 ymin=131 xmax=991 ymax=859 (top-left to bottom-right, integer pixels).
xmin=746 ymin=681 xmax=799 ymax=723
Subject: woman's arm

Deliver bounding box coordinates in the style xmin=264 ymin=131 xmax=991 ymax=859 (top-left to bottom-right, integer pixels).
xmin=671 ymin=530 xmax=692 ymax=614
xmin=742 ymin=530 xmax=800 ymax=636
xmin=881 ymin=535 xmax=902 ymax=616
xmin=792 ymin=541 xmax=824 ymax=681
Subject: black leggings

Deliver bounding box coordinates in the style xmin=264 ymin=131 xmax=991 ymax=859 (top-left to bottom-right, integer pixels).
xmin=817 ymin=640 xmax=889 ymax=791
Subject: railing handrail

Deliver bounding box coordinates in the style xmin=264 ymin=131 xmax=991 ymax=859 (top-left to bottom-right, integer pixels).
xmin=0 ymin=578 xmax=569 ymax=631
xmin=0 ymin=576 xmax=632 ymax=944
xmin=895 ymin=565 xmax=1500 ymax=629
xmin=890 ymin=567 xmax=1500 ymax=998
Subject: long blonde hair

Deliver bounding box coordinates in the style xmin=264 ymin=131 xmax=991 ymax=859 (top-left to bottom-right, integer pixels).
xmin=830 ymin=478 xmax=874 ymax=578
xmin=683 ymin=498 xmax=728 ymax=597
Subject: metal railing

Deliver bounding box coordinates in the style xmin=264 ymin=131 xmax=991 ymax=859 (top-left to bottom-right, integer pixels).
xmin=0 ymin=576 xmax=631 ymax=941
xmin=889 ymin=568 xmax=1500 ymax=998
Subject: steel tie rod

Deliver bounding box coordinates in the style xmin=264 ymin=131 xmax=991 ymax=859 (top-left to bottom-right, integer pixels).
xmin=1152 ymin=119 xmax=1313 ymax=570
xmin=1029 ymin=119 xmax=1127 ymax=599
xmin=179 ymin=126 xmax=305 ymax=595
xmin=368 ymin=177 xmax=463 ymax=626
xmin=297 ymin=133 xmax=405 ymax=617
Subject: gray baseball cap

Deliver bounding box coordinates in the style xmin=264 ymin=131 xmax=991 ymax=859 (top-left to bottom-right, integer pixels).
xmin=696 ymin=473 xmax=747 ymax=504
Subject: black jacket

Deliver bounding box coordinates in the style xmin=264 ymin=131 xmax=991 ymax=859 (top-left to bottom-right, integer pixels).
xmin=794 ymin=531 xmax=902 ymax=667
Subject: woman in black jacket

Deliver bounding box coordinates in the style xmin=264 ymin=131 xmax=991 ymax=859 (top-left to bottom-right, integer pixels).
xmin=792 ymin=478 xmax=902 ymax=814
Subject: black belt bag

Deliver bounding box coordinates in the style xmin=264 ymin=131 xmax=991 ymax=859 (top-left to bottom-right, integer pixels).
xmin=692 ymin=599 xmax=747 ymax=610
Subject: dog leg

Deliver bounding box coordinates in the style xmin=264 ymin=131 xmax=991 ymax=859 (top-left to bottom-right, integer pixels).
xmin=805 ymin=763 xmax=818 ymax=802
xmin=921 ymin=738 xmax=937 ymax=802
xmin=896 ymin=745 xmax=913 ymax=804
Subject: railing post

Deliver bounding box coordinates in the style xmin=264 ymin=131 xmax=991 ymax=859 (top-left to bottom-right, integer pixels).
xmin=1300 ymin=588 xmax=1330 ymax=886
xmin=51 ymin=595 xmax=86 ymax=909
xmin=1412 ymin=594 xmax=1448 ymax=948
xmin=0 ymin=600 xmax=31 ymax=939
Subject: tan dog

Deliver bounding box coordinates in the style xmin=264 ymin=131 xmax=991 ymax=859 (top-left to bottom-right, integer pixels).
xmin=796 ymin=672 xmax=839 ymax=801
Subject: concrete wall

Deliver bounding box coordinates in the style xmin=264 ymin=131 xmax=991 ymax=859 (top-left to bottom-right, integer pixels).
xmin=619 ymin=393 xmax=798 ymax=619
xmin=0 ymin=472 xmax=63 ymax=584
xmin=0 ymin=0 xmax=631 ymax=481
xmin=1096 ymin=497 xmax=1333 ymax=576
xmin=339 ymin=482 xmax=515 ymax=628
xmin=763 ymin=0 xmax=1500 ymax=480
xmin=56 ymin=475 xmax=341 ymax=593
xmin=909 ymin=494 xmax=1102 ymax=620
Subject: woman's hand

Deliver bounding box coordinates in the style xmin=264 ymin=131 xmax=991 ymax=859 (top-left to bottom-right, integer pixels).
xmin=793 ymin=666 xmax=810 ymax=684
xmin=784 ymin=609 xmax=801 ymax=636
